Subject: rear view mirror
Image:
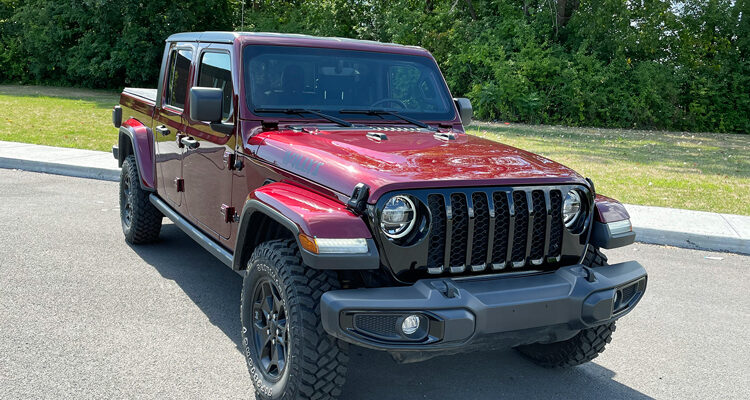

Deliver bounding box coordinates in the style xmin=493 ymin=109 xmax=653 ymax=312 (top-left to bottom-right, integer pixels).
xmin=453 ymin=98 xmax=473 ymax=126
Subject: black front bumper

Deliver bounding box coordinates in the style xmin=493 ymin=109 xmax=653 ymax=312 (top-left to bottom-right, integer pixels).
xmin=321 ymin=261 xmax=646 ymax=351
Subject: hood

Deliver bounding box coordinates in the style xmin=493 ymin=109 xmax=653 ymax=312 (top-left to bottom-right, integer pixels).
xmin=253 ymin=126 xmax=586 ymax=202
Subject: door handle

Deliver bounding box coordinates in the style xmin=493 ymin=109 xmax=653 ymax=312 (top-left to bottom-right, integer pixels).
xmin=180 ymin=136 xmax=200 ymax=149
xmin=155 ymin=125 xmax=170 ymax=136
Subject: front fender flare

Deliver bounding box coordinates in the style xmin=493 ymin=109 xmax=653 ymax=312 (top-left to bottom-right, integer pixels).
xmin=233 ymin=182 xmax=379 ymax=271
xmin=590 ymin=194 xmax=635 ymax=249
xmin=117 ymin=119 xmax=155 ymax=191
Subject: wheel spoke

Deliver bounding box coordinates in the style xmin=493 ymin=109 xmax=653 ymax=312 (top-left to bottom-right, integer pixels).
xmin=271 ymin=285 xmax=283 ymax=313
xmin=252 ymin=304 xmax=268 ymax=328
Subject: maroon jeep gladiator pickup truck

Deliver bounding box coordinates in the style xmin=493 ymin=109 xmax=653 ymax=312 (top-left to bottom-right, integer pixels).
xmin=112 ymin=31 xmax=646 ymax=400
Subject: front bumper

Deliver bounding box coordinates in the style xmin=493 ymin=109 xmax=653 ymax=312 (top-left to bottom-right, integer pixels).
xmin=321 ymin=261 xmax=646 ymax=351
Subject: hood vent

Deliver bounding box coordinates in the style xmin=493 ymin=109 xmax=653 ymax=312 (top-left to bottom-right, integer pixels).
xmin=366 ymin=131 xmax=388 ymax=141
xmin=434 ymin=131 xmax=456 ymax=141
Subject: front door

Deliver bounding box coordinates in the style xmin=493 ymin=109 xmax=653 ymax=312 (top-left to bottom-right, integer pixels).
xmin=182 ymin=45 xmax=236 ymax=239
xmin=154 ymin=44 xmax=194 ymax=207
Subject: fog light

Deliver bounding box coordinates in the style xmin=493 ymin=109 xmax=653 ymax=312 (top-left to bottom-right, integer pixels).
xmin=401 ymin=315 xmax=420 ymax=335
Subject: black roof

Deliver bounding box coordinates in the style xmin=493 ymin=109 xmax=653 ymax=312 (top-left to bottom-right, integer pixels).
xmin=165 ymin=31 xmax=423 ymax=51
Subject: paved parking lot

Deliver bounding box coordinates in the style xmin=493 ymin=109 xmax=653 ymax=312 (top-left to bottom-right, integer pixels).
xmin=1 ymin=169 xmax=748 ymax=399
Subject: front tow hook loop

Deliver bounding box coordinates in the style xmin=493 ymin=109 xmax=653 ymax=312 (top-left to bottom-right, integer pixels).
xmin=582 ymin=266 xmax=597 ymax=283
xmin=431 ymin=279 xmax=459 ymax=299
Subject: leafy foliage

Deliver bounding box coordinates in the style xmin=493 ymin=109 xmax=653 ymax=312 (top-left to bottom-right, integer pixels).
xmin=0 ymin=0 xmax=747 ymax=132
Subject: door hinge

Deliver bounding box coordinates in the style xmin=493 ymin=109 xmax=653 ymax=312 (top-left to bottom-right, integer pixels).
xmin=220 ymin=204 xmax=238 ymax=223
xmin=224 ymin=151 xmax=244 ymax=171
xmin=174 ymin=178 xmax=184 ymax=192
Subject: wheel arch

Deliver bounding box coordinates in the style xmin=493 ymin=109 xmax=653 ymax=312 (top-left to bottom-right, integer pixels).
xmin=233 ymin=200 xmax=299 ymax=272
xmin=232 ymin=182 xmax=380 ymax=271
xmin=117 ymin=119 xmax=156 ymax=191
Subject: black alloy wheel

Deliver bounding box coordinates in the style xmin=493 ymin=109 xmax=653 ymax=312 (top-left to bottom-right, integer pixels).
xmin=251 ymin=277 xmax=289 ymax=380
xmin=121 ymin=171 xmax=133 ymax=228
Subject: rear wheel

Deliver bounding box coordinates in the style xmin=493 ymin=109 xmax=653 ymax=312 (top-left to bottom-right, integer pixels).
xmin=516 ymin=246 xmax=616 ymax=367
xmin=120 ymin=155 xmax=162 ymax=244
xmin=241 ymin=239 xmax=349 ymax=400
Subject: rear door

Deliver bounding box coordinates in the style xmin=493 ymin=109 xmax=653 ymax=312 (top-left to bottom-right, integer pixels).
xmin=154 ymin=43 xmax=194 ymax=207
xmin=181 ymin=44 xmax=236 ymax=239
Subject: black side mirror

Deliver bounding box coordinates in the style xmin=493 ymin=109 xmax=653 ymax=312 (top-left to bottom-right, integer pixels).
xmin=190 ymin=87 xmax=223 ymax=122
xmin=453 ymin=97 xmax=473 ymax=126
xmin=189 ymin=87 xmax=234 ymax=135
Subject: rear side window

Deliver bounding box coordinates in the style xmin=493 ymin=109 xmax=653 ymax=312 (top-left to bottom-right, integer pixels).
xmin=165 ymin=48 xmax=193 ymax=109
xmin=197 ymin=52 xmax=233 ymax=120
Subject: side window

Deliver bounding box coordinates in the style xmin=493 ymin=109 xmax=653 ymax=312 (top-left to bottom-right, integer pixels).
xmin=165 ymin=48 xmax=193 ymax=109
xmin=198 ymin=52 xmax=233 ymax=120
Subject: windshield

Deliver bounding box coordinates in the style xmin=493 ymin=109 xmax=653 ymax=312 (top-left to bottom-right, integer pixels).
xmin=243 ymin=45 xmax=455 ymax=122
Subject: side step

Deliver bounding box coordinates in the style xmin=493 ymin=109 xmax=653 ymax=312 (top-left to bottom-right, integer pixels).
xmin=149 ymin=194 xmax=240 ymax=275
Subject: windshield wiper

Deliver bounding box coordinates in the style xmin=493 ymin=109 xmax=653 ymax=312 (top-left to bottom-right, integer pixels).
xmin=339 ymin=109 xmax=438 ymax=131
xmin=254 ymin=108 xmax=353 ymax=127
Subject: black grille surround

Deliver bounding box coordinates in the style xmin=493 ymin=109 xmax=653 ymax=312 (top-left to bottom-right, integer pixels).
xmin=370 ymin=185 xmax=593 ymax=283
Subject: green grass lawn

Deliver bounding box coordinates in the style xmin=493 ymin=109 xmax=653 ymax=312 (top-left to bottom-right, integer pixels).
xmin=1 ymin=85 xmax=748 ymax=215
xmin=0 ymin=85 xmax=119 ymax=152
xmin=471 ymin=122 xmax=749 ymax=215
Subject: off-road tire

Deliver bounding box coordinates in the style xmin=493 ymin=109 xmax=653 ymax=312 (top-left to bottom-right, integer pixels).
xmin=241 ymin=239 xmax=349 ymax=400
xmin=516 ymin=245 xmax=615 ymax=367
xmin=120 ymin=155 xmax=162 ymax=244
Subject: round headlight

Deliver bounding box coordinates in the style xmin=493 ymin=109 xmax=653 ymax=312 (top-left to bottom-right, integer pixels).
xmin=381 ymin=195 xmax=416 ymax=239
xmin=563 ymin=190 xmax=582 ymax=228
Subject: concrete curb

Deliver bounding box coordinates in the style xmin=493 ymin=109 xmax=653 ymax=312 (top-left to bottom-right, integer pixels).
xmin=1 ymin=140 xmax=748 ymax=255
xmin=632 ymin=227 xmax=750 ymax=255
xmin=625 ymin=204 xmax=750 ymax=255
xmin=0 ymin=157 xmax=119 ymax=182
xmin=0 ymin=141 xmax=119 ymax=182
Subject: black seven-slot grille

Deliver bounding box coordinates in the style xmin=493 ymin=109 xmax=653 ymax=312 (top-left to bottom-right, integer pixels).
xmin=425 ymin=188 xmax=564 ymax=274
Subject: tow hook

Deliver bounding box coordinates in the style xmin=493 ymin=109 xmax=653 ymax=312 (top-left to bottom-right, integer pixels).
xmin=582 ymin=266 xmax=597 ymax=282
xmin=430 ymin=279 xmax=459 ymax=299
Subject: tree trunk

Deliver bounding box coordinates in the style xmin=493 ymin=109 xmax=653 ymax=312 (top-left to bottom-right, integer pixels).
xmin=556 ymin=0 xmax=579 ymax=28
xmin=464 ymin=0 xmax=477 ymax=20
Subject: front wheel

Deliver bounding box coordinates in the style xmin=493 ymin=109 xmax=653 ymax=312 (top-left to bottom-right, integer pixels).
xmin=241 ymin=239 xmax=349 ymax=400
xmin=515 ymin=246 xmax=615 ymax=368
xmin=516 ymin=322 xmax=617 ymax=368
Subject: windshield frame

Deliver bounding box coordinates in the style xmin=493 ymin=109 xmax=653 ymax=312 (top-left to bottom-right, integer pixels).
xmin=241 ymin=44 xmax=457 ymax=125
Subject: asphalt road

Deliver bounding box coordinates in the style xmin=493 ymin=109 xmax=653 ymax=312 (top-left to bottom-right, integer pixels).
xmin=1 ymin=169 xmax=748 ymax=400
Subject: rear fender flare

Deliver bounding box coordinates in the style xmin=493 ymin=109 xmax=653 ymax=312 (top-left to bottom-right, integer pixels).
xmin=233 ymin=182 xmax=379 ymax=271
xmin=117 ymin=119 xmax=156 ymax=191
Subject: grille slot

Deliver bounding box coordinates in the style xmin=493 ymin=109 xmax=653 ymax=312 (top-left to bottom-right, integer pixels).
xmin=471 ymin=193 xmax=490 ymax=267
xmin=491 ymin=192 xmax=510 ymax=266
xmin=425 ymin=187 xmax=568 ymax=275
xmin=449 ymin=193 xmax=469 ymax=269
xmin=549 ymin=190 xmax=563 ymax=257
xmin=427 ymin=194 xmax=446 ymax=273
xmin=511 ymin=191 xmax=529 ymax=264
xmin=530 ymin=190 xmax=547 ymax=261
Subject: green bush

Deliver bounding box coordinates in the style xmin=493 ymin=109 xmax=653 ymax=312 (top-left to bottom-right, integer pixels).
xmin=1 ymin=0 xmax=747 ymax=133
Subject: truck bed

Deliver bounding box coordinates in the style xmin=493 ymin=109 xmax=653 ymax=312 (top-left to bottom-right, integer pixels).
xmin=122 ymin=88 xmax=157 ymax=104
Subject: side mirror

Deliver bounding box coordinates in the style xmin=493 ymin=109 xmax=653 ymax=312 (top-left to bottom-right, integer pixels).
xmin=190 ymin=87 xmax=223 ymax=123
xmin=189 ymin=87 xmax=234 ymax=135
xmin=453 ymin=97 xmax=473 ymax=126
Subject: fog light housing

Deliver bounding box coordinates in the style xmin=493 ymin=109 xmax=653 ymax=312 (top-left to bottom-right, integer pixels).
xmin=401 ymin=315 xmax=420 ymax=335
